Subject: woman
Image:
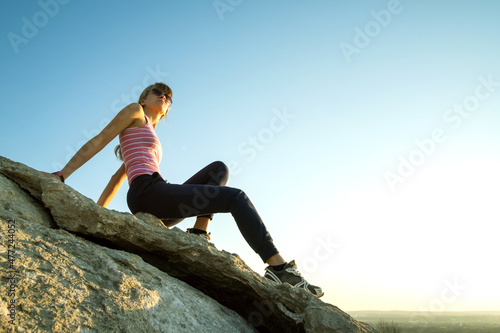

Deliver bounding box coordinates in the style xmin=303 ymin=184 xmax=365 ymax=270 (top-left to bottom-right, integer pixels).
xmin=45 ymin=82 xmax=323 ymax=297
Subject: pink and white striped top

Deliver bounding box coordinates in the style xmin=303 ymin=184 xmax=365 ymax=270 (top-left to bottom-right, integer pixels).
xmin=119 ymin=115 xmax=162 ymax=185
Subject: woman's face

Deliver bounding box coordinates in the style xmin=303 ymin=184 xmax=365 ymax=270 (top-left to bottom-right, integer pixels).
xmin=143 ymin=88 xmax=172 ymax=114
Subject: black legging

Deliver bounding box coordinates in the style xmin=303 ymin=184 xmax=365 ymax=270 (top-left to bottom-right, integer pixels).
xmin=127 ymin=161 xmax=278 ymax=262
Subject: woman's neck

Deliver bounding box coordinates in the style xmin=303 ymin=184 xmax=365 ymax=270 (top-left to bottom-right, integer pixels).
xmin=143 ymin=109 xmax=162 ymax=128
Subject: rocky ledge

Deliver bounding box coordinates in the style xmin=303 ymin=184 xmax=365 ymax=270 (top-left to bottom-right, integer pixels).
xmin=0 ymin=156 xmax=377 ymax=333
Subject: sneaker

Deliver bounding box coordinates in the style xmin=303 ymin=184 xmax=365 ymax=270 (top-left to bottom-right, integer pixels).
xmin=264 ymin=260 xmax=324 ymax=297
xmin=186 ymin=228 xmax=211 ymax=242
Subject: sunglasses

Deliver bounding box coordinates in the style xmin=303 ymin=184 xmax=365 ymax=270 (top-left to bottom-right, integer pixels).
xmin=150 ymin=88 xmax=172 ymax=105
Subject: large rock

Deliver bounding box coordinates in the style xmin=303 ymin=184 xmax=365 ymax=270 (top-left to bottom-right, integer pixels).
xmin=0 ymin=217 xmax=257 ymax=332
xmin=0 ymin=156 xmax=378 ymax=333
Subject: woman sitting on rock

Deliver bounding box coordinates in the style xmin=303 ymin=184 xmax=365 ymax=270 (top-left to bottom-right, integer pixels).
xmin=44 ymin=82 xmax=323 ymax=297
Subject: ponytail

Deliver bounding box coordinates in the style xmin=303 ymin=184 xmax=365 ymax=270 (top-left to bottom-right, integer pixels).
xmin=114 ymin=144 xmax=123 ymax=160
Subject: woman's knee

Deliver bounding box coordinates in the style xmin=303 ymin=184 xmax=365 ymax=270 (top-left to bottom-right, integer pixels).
xmin=212 ymin=160 xmax=228 ymax=173
xmin=210 ymin=161 xmax=229 ymax=185
xmin=232 ymin=189 xmax=251 ymax=207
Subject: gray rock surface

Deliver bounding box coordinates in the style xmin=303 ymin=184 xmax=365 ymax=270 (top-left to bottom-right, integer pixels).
xmin=0 ymin=160 xmax=256 ymax=332
xmin=0 ymin=156 xmax=378 ymax=333
xmin=0 ymin=217 xmax=257 ymax=332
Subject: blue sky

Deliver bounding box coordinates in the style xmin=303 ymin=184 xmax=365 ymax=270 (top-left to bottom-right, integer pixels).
xmin=2 ymin=0 xmax=500 ymax=312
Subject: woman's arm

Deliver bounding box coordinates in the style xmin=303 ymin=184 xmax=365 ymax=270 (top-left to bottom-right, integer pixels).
xmin=58 ymin=103 xmax=143 ymax=180
xmin=97 ymin=164 xmax=127 ymax=207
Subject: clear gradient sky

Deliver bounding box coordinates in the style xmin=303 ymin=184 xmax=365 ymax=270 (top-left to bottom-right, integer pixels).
xmin=2 ymin=0 xmax=500 ymax=312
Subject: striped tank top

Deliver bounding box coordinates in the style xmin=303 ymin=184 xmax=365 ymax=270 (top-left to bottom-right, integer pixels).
xmin=119 ymin=115 xmax=163 ymax=185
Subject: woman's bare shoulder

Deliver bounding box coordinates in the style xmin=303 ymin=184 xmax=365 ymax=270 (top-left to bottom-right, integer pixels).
xmin=121 ymin=103 xmax=146 ymax=128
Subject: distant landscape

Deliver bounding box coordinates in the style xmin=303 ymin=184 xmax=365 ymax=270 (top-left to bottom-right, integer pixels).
xmin=351 ymin=311 xmax=500 ymax=333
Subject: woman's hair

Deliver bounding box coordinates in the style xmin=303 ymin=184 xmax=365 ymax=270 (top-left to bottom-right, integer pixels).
xmin=115 ymin=82 xmax=172 ymax=160
xmin=114 ymin=145 xmax=123 ymax=160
